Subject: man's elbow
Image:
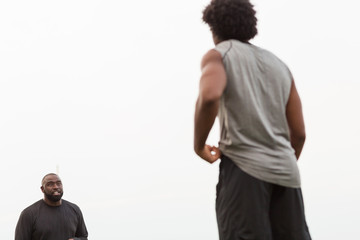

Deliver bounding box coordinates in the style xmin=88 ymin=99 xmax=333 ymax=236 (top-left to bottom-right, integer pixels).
xmin=199 ymin=89 xmax=221 ymax=105
xmin=292 ymin=132 xmax=306 ymax=146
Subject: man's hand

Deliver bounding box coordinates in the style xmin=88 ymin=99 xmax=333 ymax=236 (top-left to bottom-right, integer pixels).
xmin=195 ymin=144 xmax=221 ymax=164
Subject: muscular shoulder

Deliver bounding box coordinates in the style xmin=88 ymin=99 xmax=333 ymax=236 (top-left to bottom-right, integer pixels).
xmin=199 ymin=48 xmax=227 ymax=102
xmin=201 ymin=49 xmax=223 ymax=70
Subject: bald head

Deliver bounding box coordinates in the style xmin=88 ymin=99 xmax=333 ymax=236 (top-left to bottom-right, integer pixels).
xmin=41 ymin=173 xmax=63 ymax=206
xmin=41 ymin=173 xmax=60 ymax=187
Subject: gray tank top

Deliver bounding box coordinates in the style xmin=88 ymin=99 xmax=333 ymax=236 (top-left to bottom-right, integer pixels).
xmin=215 ymin=40 xmax=300 ymax=188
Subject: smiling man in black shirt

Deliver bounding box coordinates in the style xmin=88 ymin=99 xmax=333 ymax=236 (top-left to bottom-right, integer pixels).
xmin=15 ymin=173 xmax=88 ymax=240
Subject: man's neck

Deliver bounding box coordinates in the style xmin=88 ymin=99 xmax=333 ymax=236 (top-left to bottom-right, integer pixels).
xmin=43 ymin=198 xmax=62 ymax=207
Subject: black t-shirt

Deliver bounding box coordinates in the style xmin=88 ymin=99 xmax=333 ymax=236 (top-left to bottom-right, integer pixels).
xmin=15 ymin=199 xmax=88 ymax=240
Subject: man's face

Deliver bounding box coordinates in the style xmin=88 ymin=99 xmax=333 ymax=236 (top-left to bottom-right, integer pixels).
xmin=41 ymin=174 xmax=64 ymax=202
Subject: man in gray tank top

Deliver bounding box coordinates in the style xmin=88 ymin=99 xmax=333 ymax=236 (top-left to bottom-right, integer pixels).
xmin=194 ymin=0 xmax=311 ymax=239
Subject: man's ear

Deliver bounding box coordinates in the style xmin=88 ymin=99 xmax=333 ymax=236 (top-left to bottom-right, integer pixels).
xmin=40 ymin=186 xmax=44 ymax=193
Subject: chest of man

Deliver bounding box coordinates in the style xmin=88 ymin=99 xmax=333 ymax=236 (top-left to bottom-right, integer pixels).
xmin=32 ymin=204 xmax=79 ymax=240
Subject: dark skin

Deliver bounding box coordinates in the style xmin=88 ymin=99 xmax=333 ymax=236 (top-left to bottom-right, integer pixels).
xmin=194 ymin=35 xmax=306 ymax=163
xmin=286 ymin=80 xmax=306 ymax=159
xmin=41 ymin=174 xmax=76 ymax=240
xmin=41 ymin=174 xmax=63 ymax=207
xmin=194 ymin=48 xmax=225 ymax=163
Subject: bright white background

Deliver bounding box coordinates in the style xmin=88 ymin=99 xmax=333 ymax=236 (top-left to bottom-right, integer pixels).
xmin=1 ymin=0 xmax=359 ymax=239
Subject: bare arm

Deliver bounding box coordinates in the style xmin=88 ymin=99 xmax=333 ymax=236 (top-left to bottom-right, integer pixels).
xmin=286 ymin=80 xmax=306 ymax=159
xmin=194 ymin=49 xmax=226 ymax=163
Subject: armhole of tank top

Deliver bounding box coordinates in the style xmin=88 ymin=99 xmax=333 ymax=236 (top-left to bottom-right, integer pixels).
xmin=221 ymin=40 xmax=232 ymax=61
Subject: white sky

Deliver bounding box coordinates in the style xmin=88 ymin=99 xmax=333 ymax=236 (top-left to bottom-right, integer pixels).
xmin=1 ymin=0 xmax=359 ymax=239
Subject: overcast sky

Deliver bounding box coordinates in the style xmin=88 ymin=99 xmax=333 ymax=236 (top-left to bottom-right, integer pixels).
xmin=1 ymin=0 xmax=359 ymax=239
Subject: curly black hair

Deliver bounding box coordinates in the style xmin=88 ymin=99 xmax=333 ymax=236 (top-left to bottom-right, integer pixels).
xmin=202 ymin=0 xmax=258 ymax=43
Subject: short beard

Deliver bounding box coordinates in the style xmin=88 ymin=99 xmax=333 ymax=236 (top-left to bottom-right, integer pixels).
xmin=45 ymin=192 xmax=63 ymax=202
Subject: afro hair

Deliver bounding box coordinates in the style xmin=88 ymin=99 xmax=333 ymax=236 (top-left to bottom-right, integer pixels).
xmin=203 ymin=0 xmax=258 ymax=42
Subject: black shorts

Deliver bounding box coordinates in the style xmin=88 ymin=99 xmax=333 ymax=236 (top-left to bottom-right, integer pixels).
xmin=216 ymin=155 xmax=312 ymax=240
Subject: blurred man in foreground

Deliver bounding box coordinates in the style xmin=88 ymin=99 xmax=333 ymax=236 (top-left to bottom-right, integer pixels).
xmin=194 ymin=0 xmax=311 ymax=239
